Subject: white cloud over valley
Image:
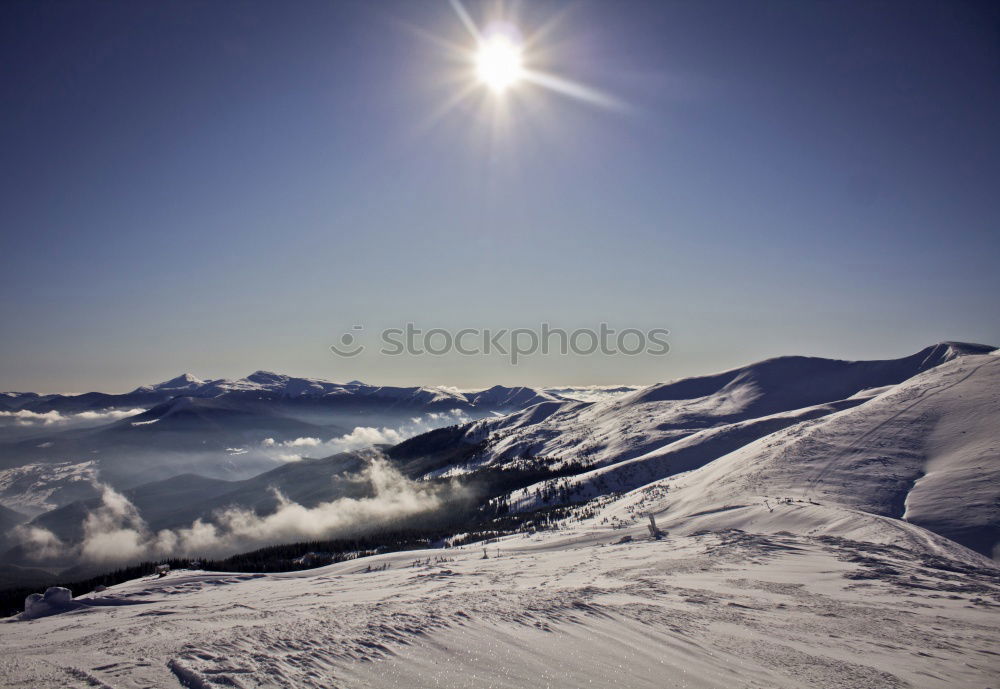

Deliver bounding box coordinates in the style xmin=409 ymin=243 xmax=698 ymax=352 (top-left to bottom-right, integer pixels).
xmin=0 ymin=408 xmax=146 ymax=427
xmin=16 ymin=456 xmax=463 ymax=564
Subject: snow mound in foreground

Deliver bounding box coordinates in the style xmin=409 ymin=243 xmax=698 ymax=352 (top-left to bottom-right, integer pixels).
xmin=20 ymin=587 xmax=74 ymax=621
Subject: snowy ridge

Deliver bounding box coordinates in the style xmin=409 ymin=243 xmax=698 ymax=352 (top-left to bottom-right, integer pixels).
xmin=16 ymin=372 xmax=562 ymax=414
xmin=434 ymin=342 xmax=996 ymax=477
xmin=149 ymin=371 xmax=558 ymax=408
xmin=647 ymin=351 xmax=1000 ymax=557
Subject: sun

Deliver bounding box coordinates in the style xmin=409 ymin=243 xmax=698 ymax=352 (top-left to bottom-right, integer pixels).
xmin=475 ymin=35 xmax=524 ymax=93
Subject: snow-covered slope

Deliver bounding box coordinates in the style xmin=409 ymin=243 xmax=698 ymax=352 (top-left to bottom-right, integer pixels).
xmin=505 ymin=396 xmax=871 ymax=509
xmin=396 ymin=343 xmax=998 ymax=558
xmin=633 ymin=350 xmax=1000 ymax=558
xmin=2 ymin=524 xmax=997 ymax=689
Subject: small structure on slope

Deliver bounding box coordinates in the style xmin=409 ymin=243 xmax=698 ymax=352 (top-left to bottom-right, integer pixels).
xmin=647 ymin=514 xmax=666 ymax=539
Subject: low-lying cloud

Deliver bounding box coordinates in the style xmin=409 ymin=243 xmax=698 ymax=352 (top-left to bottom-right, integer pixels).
xmin=258 ymin=409 xmax=470 ymax=461
xmin=0 ymin=408 xmax=146 ymax=427
xmin=16 ymin=455 xmax=466 ymax=565
xmin=9 ymin=410 xmax=473 ymax=567
xmin=545 ymin=385 xmax=641 ymax=403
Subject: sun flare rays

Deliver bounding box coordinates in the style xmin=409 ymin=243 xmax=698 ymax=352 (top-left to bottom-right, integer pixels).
xmin=397 ymin=0 xmax=628 ymax=169
xmin=447 ymin=0 xmax=623 ymax=110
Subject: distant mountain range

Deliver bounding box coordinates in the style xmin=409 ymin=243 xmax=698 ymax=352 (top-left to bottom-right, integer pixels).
xmin=1 ymin=371 xmax=562 ymax=415
xmin=0 ymin=374 xmax=564 ymax=517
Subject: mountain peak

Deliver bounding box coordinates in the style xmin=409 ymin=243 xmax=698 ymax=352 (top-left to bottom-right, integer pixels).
xmin=136 ymin=373 xmax=206 ymax=393
xmin=244 ymin=371 xmax=288 ymax=384
xmin=918 ymin=341 xmax=995 ymax=360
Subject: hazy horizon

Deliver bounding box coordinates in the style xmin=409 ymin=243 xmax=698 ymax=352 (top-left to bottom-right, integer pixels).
xmin=8 ymin=338 xmax=996 ymax=396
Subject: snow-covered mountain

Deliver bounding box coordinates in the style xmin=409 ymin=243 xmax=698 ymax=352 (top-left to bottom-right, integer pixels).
xmin=410 ymin=342 xmax=992 ymax=472
xmin=11 ymin=372 xmax=561 ymax=415
xmin=0 ymin=392 xmax=57 ymax=411
xmin=130 ymin=373 xmax=209 ymax=395
xmin=465 ymin=384 xmax=564 ymax=409
xmin=1 ymin=343 xmax=998 ymax=688
xmin=6 ymin=341 xmax=996 ymax=572
xmin=389 ymin=343 xmax=999 ymax=558
xmin=648 ymin=349 xmax=1000 ymax=556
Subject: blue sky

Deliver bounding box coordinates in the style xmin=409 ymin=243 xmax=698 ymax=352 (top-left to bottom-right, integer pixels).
xmin=1 ymin=0 xmax=998 ymax=392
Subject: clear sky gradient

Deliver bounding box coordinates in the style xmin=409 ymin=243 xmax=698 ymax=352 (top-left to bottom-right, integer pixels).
xmin=1 ymin=0 xmax=998 ymax=393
